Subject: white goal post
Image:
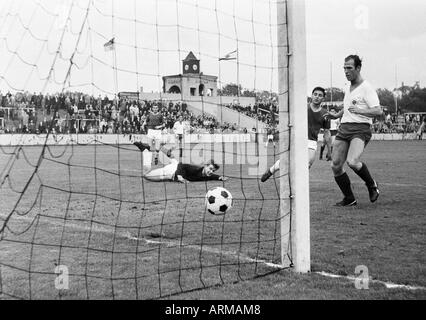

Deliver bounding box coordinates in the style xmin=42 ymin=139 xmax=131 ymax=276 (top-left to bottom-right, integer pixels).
xmin=278 ymin=0 xmax=310 ymax=273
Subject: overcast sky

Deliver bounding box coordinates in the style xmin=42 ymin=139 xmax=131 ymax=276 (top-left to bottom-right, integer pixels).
xmin=306 ymin=0 xmax=426 ymax=92
xmin=0 ymin=0 xmax=425 ymax=97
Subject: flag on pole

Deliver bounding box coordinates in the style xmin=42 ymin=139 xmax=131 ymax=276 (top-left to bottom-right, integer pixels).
xmin=219 ymin=49 xmax=237 ymax=61
xmin=104 ymin=38 xmax=115 ymax=52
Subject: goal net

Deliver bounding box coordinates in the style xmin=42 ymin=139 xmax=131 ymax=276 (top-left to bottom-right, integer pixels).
xmin=0 ymin=0 xmax=308 ymax=299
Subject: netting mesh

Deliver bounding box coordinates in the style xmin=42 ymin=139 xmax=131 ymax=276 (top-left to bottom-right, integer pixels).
xmin=0 ymin=0 xmax=291 ymax=299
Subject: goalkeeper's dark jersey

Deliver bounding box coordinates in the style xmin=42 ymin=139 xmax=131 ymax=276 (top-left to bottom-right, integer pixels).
xmin=173 ymin=163 xmax=221 ymax=182
xmin=308 ymin=105 xmax=329 ymax=141
xmin=146 ymin=112 xmax=163 ymax=130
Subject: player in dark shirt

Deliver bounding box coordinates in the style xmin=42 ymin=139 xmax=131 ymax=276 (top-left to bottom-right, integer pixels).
xmin=145 ymin=104 xmax=164 ymax=130
xmin=144 ymin=104 xmax=165 ymax=165
xmin=261 ymin=86 xmax=329 ymax=182
xmin=133 ymin=141 xmax=228 ymax=183
xmin=173 ymin=162 xmax=226 ymax=183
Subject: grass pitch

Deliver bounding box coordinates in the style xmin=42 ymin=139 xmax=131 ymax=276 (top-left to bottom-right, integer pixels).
xmin=0 ymin=139 xmax=425 ymax=299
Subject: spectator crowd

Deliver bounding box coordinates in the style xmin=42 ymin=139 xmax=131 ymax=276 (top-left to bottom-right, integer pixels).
xmin=1 ymin=90 xmax=423 ymax=136
xmin=223 ymin=101 xmax=278 ymax=126
xmin=0 ymin=91 xmax=249 ymax=135
xmin=372 ymin=112 xmax=426 ymax=134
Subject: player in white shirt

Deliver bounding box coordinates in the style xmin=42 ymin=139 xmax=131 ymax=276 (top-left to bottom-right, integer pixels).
xmin=172 ymin=115 xmax=185 ymax=158
xmin=325 ymin=55 xmax=382 ymax=207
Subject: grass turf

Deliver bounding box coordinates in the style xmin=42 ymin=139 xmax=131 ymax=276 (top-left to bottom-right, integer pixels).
xmin=0 ymin=140 xmax=425 ymax=299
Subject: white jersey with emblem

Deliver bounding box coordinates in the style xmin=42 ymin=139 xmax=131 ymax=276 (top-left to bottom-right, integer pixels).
xmin=341 ymin=80 xmax=380 ymax=125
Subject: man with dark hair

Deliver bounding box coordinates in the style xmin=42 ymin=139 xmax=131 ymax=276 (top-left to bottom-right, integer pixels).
xmin=261 ymin=86 xmax=329 ymax=182
xmin=325 ymin=55 xmax=382 ymax=206
xmin=133 ymin=142 xmax=228 ymax=183
xmin=144 ymin=104 xmax=164 ymax=165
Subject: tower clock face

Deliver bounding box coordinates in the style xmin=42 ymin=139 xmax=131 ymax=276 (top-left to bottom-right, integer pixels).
xmin=192 ymin=64 xmax=198 ymax=71
xmin=184 ymin=64 xmax=189 ymax=71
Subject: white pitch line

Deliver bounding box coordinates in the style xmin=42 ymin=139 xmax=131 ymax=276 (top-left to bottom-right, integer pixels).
xmin=315 ymin=271 xmax=426 ymax=291
xmin=310 ymin=179 xmax=426 ymax=189
xmin=1 ymin=214 xmax=284 ymax=270
xmin=2 ymin=214 xmax=424 ymax=292
xmin=136 ymin=236 xmax=284 ymax=269
xmin=129 ymin=235 xmax=426 ymax=291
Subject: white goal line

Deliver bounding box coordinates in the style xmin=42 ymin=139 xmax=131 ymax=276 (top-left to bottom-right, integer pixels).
xmin=310 ymin=179 xmax=426 ymax=189
xmin=1 ymin=213 xmax=284 ymax=270
xmin=2 ymin=214 xmax=424 ymax=292
xmin=315 ymin=271 xmax=426 ymax=291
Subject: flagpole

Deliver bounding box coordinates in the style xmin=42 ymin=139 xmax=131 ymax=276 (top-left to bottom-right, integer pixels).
xmin=330 ymin=61 xmax=333 ymax=103
xmin=111 ymin=0 xmax=118 ymax=123
xmin=218 ymin=49 xmax=238 ymax=125
xmin=236 ymin=47 xmax=240 ymax=128
xmin=395 ymin=64 xmax=398 ymax=115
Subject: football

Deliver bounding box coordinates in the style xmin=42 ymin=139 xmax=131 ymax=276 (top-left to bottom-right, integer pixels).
xmin=205 ymin=187 xmax=233 ymax=215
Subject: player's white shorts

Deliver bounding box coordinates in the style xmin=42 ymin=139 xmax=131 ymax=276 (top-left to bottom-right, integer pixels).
xmin=147 ymin=129 xmax=162 ymax=140
xmin=308 ymin=139 xmax=317 ymax=151
xmin=148 ymin=159 xmax=179 ymax=181
xmin=267 ymin=134 xmax=274 ymax=141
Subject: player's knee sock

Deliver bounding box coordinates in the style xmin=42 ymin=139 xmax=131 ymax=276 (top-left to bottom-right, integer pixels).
xmin=270 ymin=160 xmax=280 ymax=174
xmin=142 ymin=150 xmax=152 ymax=170
xmin=334 ymin=172 xmax=355 ymax=200
xmin=353 ymin=162 xmax=375 ymax=186
xmin=320 ymin=145 xmax=325 ymax=158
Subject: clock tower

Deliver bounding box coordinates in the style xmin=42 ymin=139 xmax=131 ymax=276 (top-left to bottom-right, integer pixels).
xmin=163 ymin=51 xmax=217 ymax=97
xmin=182 ymin=51 xmax=200 ymax=74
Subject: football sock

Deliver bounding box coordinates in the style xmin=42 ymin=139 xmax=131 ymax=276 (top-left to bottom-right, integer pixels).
xmin=334 ymin=172 xmax=355 ymax=199
xmin=353 ymin=162 xmax=375 ymax=186
xmin=270 ymin=160 xmax=280 ymax=174
xmin=142 ymin=150 xmax=152 ymax=170
xmin=320 ymin=145 xmax=325 ymax=158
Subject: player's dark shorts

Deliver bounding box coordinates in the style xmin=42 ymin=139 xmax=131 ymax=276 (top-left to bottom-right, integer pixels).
xmin=330 ymin=129 xmax=338 ymax=136
xmin=336 ymin=123 xmax=372 ymax=145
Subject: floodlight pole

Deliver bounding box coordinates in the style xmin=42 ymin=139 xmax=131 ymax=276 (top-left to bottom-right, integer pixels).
xmin=277 ymin=0 xmax=310 ymax=273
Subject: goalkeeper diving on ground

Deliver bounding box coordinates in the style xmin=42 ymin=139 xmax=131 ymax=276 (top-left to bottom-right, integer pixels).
xmin=133 ymin=141 xmax=228 ymax=183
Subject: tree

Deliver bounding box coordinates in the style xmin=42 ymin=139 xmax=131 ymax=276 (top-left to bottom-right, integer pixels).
xmin=242 ymin=89 xmax=256 ymax=97
xmin=399 ymin=86 xmax=426 ymax=113
xmin=218 ymin=83 xmax=242 ymax=96
xmin=376 ymin=88 xmax=395 ymax=113
xmin=323 ymin=87 xmax=345 ymax=102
